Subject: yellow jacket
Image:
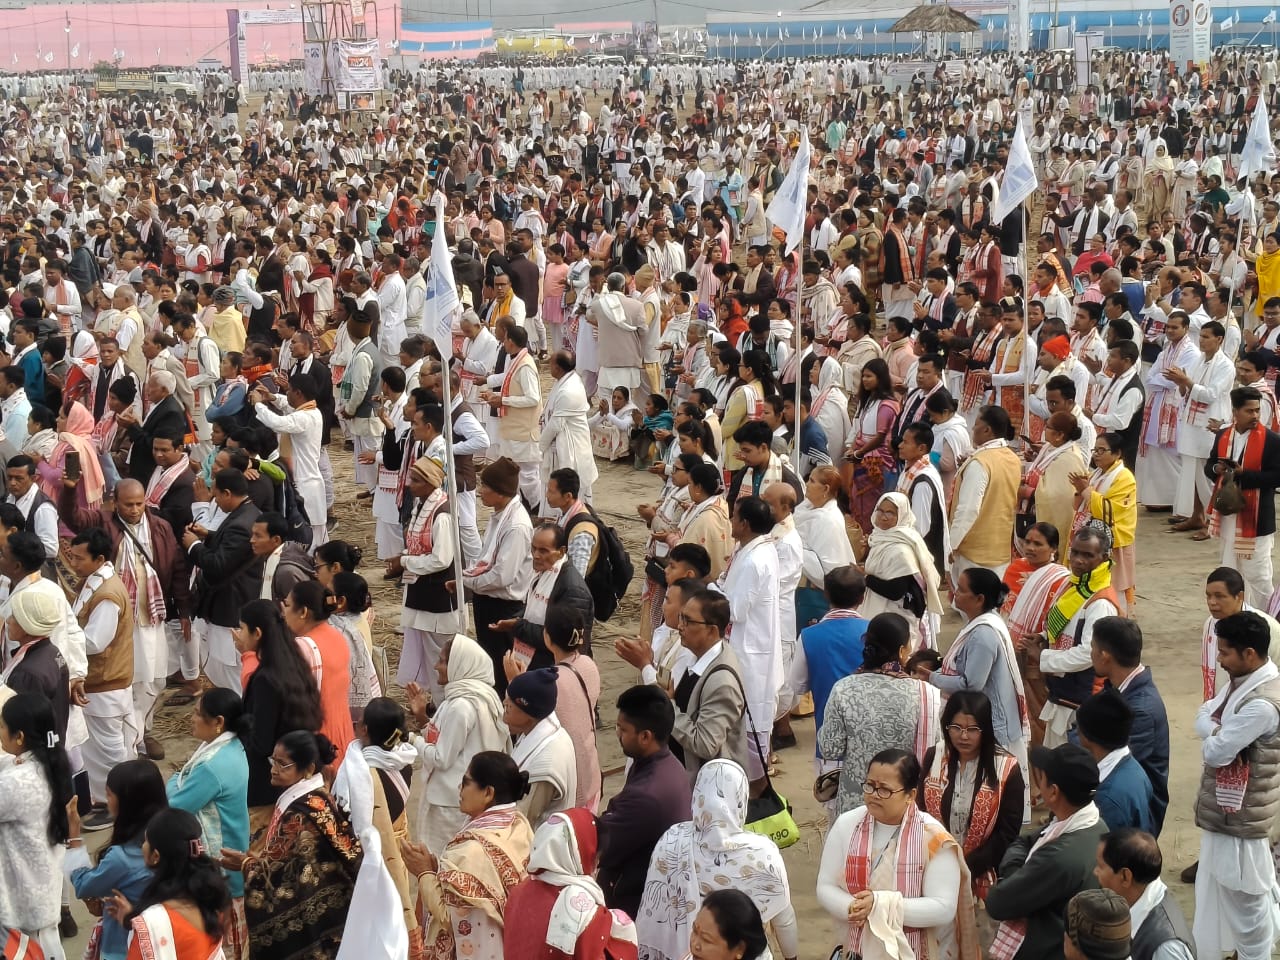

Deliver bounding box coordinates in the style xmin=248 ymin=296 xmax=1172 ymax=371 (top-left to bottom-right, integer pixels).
xmin=1086 ymin=466 xmax=1137 ymax=548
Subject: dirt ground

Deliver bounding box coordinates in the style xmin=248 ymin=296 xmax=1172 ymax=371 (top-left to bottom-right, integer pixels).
xmin=57 ymin=438 xmax=1207 ymax=960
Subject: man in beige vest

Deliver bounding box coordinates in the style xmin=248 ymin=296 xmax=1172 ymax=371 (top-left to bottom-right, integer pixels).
xmin=947 ymin=404 xmax=1021 ymax=587
xmin=111 ymin=283 xmax=149 ymax=381
xmin=66 ymin=526 xmax=135 ymax=827
xmin=479 ymin=325 xmax=543 ymax=509
xmin=1193 ymin=610 xmax=1280 ymax=960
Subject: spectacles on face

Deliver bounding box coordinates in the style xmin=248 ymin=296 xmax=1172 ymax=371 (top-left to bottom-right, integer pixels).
xmin=269 ymin=755 xmax=296 ymax=769
xmin=862 ymin=780 xmax=907 ymax=800
xmin=946 ymin=724 xmax=983 ymax=737
xmin=678 ymin=613 xmax=710 ymax=627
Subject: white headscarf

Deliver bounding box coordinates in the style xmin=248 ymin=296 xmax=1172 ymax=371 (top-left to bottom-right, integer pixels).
xmin=864 ymin=491 xmax=944 ymax=615
xmin=441 ymin=633 xmax=508 ymax=740
xmin=635 ymin=760 xmax=791 ymax=960
xmin=526 ymin=810 xmax=638 ymax=956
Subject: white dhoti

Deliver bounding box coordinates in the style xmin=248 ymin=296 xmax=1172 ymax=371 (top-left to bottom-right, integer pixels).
xmin=1218 ymin=518 xmax=1275 ymax=608
xmin=1195 ymin=832 xmax=1280 ymax=960
xmin=950 ymin=552 xmax=1009 ymax=590
xmin=883 ymin=283 xmax=916 ymax=320
xmin=83 ymin=689 xmax=133 ymax=802
xmin=165 ymin=619 xmax=198 ymax=681
xmin=597 ymin=365 xmax=642 ymax=401
xmin=398 ymin=626 xmax=453 ymax=702
xmin=1175 ymin=453 xmax=1211 ymax=517
xmin=195 ymin=618 xmax=241 ymax=694
xmin=1136 ymin=444 xmax=1181 ymax=507
xmin=319 ymin=447 xmax=335 ymax=509
xmin=456 ymin=488 xmax=482 ymax=564
xmin=353 ymin=435 xmax=379 ymax=490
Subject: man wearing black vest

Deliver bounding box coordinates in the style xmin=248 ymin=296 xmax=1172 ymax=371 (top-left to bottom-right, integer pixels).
xmin=1095 ymin=828 xmax=1193 ymax=960
xmin=1087 ymin=340 xmax=1145 ymax=469
xmin=446 ymin=369 xmax=487 ymax=564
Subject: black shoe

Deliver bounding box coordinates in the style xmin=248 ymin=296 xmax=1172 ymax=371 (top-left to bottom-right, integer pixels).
xmin=59 ymin=906 xmax=78 ymax=939
xmin=1180 ymin=861 xmax=1199 ymax=884
xmin=771 ymin=732 xmax=798 ymax=751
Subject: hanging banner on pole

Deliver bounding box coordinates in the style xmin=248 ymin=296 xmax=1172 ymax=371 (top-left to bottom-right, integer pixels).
xmin=336 ymin=38 xmax=381 ymax=91
xmin=1169 ymin=0 xmax=1212 ymax=70
xmin=227 ymin=10 xmax=248 ymax=83
xmin=303 ymin=42 xmax=327 ymax=95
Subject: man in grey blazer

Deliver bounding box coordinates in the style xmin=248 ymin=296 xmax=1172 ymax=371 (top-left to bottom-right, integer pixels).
xmin=589 ymin=271 xmax=645 ymax=403
xmin=669 ymin=588 xmax=750 ymax=780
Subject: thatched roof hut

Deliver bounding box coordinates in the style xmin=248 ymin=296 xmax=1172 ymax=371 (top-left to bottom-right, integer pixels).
xmin=887 ymin=4 xmax=980 ymax=34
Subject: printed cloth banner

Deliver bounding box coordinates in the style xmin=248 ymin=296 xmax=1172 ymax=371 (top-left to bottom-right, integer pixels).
xmin=336 ymin=38 xmax=381 ymax=92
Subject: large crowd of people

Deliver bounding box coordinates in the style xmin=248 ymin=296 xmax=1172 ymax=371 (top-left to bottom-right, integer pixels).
xmin=1 ymin=37 xmax=1280 ymax=960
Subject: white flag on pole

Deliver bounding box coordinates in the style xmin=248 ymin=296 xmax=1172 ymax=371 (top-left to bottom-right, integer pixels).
xmin=990 ymin=114 xmax=1036 ymax=224
xmin=764 ymin=128 xmax=811 ymax=256
xmin=70 ymin=43 xmax=79 ymax=58
xmin=426 ymin=201 xmax=460 ymax=352
xmin=1266 ymin=9 xmax=1278 ymax=22
xmin=1239 ymin=97 xmax=1277 ymax=181
xmin=1221 ymin=14 xmax=1234 ymax=29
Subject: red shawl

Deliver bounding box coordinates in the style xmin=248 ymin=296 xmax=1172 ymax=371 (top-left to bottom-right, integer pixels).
xmin=1208 ymin=423 xmax=1266 ymax=557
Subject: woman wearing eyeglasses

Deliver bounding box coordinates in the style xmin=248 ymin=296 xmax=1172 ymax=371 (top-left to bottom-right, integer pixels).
xmin=401 ymin=751 xmax=534 ymax=960
xmin=1070 ymin=431 xmax=1137 ymax=614
xmin=219 ymin=731 xmax=361 ymax=960
xmin=917 ymin=691 xmax=1025 ymax=902
xmin=817 ymin=748 xmax=980 ymax=960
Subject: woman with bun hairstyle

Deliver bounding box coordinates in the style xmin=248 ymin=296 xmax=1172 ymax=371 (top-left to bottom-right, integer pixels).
xmin=313 ymin=540 xmax=364 ymax=587
xmin=166 ymin=688 xmax=251 ymax=960
xmin=282 ymin=580 xmax=356 ymax=767
xmin=328 ymin=572 xmax=382 ymax=719
xmin=220 ymin=731 xmax=361 ymax=960
xmin=402 ymin=750 xmax=534 ymax=960
xmin=233 ymin=600 xmax=322 ymax=815
xmin=114 ymin=808 xmax=231 ymax=960
xmin=0 ymin=693 xmax=75 ymax=960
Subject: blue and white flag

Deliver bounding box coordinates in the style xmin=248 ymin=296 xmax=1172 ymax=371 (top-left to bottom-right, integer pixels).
xmin=990 ymin=114 xmax=1036 ymax=224
xmin=1239 ymin=96 xmax=1276 ymax=181
xmin=764 ymin=128 xmax=811 ymax=255
xmin=426 ymin=200 xmax=460 ymax=350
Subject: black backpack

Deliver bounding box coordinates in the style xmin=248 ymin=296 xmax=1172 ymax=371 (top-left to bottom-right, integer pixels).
xmin=565 ymin=507 xmax=633 ymax=622
xmin=275 ymin=462 xmax=314 ymax=548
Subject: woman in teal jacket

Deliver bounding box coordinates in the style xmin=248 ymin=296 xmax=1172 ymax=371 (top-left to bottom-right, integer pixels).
xmin=167 ymin=687 xmax=252 ymax=960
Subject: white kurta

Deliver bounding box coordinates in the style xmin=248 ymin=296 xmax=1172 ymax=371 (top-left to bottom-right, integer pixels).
xmin=1177 ymin=350 xmax=1235 ymax=458
xmin=720 ymin=535 xmax=783 ymax=733
xmin=538 ymin=371 xmax=599 ymax=493
xmin=1194 ymin=658 xmax=1280 ymax=960
xmin=252 ymin=399 xmax=325 ymax=528
xmin=1137 ymin=336 xmax=1197 ymax=507
xmin=1037 ymin=593 xmax=1120 ymax=746
xmin=486 ymin=359 xmax=542 ymax=464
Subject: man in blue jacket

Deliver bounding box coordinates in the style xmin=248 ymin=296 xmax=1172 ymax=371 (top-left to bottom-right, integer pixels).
xmin=1089 ymin=616 xmax=1170 ymax=833
xmin=1075 ymin=688 xmax=1156 ymax=835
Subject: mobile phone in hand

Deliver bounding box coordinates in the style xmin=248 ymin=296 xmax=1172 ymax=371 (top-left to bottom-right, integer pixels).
xmin=65 ymin=451 xmax=81 ymax=482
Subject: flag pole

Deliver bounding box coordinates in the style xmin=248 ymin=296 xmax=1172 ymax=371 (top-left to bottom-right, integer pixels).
xmin=427 ymin=200 xmax=469 ymax=623
xmin=764 ymin=127 xmax=812 ymax=467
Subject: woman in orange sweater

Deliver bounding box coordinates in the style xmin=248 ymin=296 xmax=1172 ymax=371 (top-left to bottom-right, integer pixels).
xmin=282 ymin=581 xmax=357 ymax=767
